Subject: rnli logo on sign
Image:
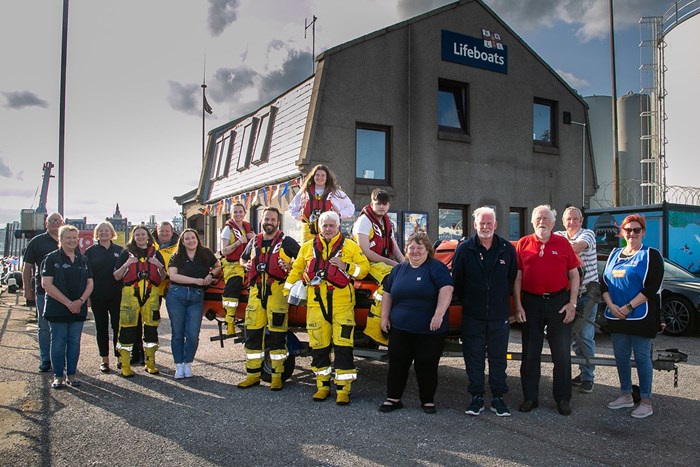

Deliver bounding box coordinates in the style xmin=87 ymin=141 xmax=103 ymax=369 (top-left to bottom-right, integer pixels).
xmin=441 ymin=30 xmax=508 ymax=74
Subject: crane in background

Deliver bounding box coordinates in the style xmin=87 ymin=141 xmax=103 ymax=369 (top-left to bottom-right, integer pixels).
xmin=15 ymin=162 xmax=55 ymax=240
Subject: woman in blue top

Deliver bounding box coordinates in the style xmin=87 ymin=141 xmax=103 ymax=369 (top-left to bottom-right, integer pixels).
xmin=601 ymin=214 xmax=663 ymax=419
xmin=42 ymin=225 xmax=94 ymax=389
xmin=379 ymin=231 xmax=453 ymax=414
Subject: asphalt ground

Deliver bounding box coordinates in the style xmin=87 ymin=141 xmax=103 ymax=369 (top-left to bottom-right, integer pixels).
xmin=1 ymin=285 xmax=698 ymax=467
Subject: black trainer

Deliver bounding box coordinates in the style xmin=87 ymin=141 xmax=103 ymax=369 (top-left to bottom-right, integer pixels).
xmin=465 ymin=395 xmax=484 ymax=416
xmin=579 ymin=380 xmax=594 ymax=393
xmin=490 ymin=397 xmax=511 ymax=417
xmin=571 ymin=374 xmax=582 ymax=386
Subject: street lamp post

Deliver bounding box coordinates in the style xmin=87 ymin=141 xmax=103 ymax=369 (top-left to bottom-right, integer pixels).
xmin=571 ymin=121 xmax=587 ymax=207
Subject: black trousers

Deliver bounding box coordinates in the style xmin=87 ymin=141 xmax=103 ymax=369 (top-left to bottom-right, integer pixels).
xmin=520 ymin=293 xmax=572 ymax=404
xmin=386 ymin=328 xmax=446 ymax=404
xmin=91 ymin=298 xmax=121 ymax=358
xmin=461 ymin=315 xmax=510 ymax=397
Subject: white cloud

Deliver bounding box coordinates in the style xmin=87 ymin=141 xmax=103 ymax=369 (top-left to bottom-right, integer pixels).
xmin=484 ymin=0 xmax=666 ymax=42
xmin=556 ymin=69 xmax=591 ymax=89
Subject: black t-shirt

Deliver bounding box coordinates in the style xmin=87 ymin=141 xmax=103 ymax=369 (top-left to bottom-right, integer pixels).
xmin=23 ymin=232 xmax=59 ymax=295
xmin=169 ymin=249 xmax=218 ymax=288
xmin=85 ymin=241 xmax=123 ymax=300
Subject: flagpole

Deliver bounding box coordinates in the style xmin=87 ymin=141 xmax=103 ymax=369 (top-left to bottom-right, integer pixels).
xmin=201 ymin=81 xmax=206 ymax=161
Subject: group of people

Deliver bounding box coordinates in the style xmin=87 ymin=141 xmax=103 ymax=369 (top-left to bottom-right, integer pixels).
xmin=22 ymin=212 xmax=221 ymax=388
xmin=21 ymin=163 xmax=663 ymax=419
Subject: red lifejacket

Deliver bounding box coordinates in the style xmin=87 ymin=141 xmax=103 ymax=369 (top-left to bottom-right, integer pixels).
xmin=247 ymin=231 xmax=288 ymax=283
xmin=225 ymin=219 xmax=252 ymax=261
xmin=122 ymin=246 xmax=162 ymax=286
xmin=301 ymin=185 xmax=333 ymax=233
xmin=304 ymin=235 xmax=351 ymax=288
xmin=360 ymin=205 xmax=394 ymax=258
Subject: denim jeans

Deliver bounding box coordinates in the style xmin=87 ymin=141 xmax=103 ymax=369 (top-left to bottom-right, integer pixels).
xmin=572 ymin=282 xmax=600 ymax=382
xmin=36 ymin=294 xmax=51 ymax=364
xmin=49 ymin=320 xmax=85 ymax=378
xmin=166 ymin=285 xmax=204 ymax=364
xmin=611 ymin=333 xmax=653 ymax=400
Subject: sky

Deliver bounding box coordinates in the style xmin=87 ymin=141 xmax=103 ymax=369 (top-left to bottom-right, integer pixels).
xmin=0 ymin=0 xmax=673 ymax=226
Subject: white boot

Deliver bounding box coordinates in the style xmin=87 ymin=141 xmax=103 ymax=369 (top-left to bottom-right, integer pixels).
xmin=183 ymin=362 xmax=194 ymax=378
xmin=174 ymin=363 xmax=185 ymax=379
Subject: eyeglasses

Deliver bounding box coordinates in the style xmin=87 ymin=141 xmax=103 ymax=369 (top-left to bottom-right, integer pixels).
xmin=622 ymin=227 xmax=643 ymax=234
xmin=47 ymin=218 xmax=63 ymax=224
xmin=539 ymin=243 xmax=545 ymax=257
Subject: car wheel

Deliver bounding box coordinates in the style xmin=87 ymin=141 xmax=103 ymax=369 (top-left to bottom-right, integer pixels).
xmin=662 ymin=295 xmax=696 ymax=336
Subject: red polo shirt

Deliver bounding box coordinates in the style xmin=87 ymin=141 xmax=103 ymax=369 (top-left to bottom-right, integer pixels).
xmin=516 ymin=233 xmax=580 ymax=295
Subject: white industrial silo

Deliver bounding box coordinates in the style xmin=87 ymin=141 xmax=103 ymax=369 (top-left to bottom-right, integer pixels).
xmin=662 ymin=3 xmax=699 ymax=189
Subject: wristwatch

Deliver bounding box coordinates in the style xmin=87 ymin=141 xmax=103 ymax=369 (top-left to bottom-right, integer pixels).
xmin=625 ymin=303 xmax=634 ymax=313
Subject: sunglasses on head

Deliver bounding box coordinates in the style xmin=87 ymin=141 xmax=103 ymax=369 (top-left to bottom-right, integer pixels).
xmin=622 ymin=227 xmax=642 ymax=234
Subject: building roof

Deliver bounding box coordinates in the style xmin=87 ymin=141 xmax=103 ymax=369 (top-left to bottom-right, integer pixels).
xmin=200 ymin=76 xmax=315 ymax=204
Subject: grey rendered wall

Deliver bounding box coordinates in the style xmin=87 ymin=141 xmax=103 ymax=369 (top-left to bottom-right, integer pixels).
xmin=304 ymin=1 xmax=591 ymax=238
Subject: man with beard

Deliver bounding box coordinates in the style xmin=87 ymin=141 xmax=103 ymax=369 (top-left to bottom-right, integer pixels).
xmin=23 ymin=212 xmax=64 ymax=372
xmin=514 ymin=205 xmax=580 ymax=416
xmin=237 ymin=207 xmax=300 ymax=390
xmin=453 ymin=207 xmax=517 ymax=417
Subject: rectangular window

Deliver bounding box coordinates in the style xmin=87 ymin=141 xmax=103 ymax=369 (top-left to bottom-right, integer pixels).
xmin=222 ymin=130 xmax=235 ymax=176
xmin=210 ymin=133 xmax=229 ymax=180
xmin=355 ymin=124 xmax=390 ymax=184
xmin=509 ymin=207 xmax=526 ymax=241
xmin=252 ymin=106 xmax=277 ymax=165
xmin=533 ymin=98 xmax=557 ymax=146
xmin=438 ymin=79 xmax=469 ymax=135
xmin=237 ymin=121 xmax=257 ymax=171
xmin=438 ymin=204 xmax=468 ymax=241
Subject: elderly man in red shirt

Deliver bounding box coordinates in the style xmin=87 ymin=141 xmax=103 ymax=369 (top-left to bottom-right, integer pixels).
xmin=514 ymin=205 xmax=580 ymax=416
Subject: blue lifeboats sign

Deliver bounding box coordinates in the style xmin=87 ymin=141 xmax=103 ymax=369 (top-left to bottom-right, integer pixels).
xmin=441 ymin=29 xmax=508 ymax=75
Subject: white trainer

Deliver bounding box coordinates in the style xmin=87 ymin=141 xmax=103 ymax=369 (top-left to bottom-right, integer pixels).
xmin=174 ymin=363 xmax=185 ymax=379
xmin=631 ymin=403 xmax=653 ymax=419
xmin=183 ymin=362 xmax=194 ymax=378
xmin=607 ymin=395 xmax=634 ymax=409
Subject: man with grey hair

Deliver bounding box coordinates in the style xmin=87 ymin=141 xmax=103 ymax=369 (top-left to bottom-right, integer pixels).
xmin=453 ymin=207 xmax=517 ymax=417
xmin=555 ymin=206 xmax=599 ymax=393
xmin=23 ymin=212 xmax=64 ymax=372
xmin=514 ymin=205 xmax=580 ymax=415
xmin=284 ymin=210 xmax=370 ymax=405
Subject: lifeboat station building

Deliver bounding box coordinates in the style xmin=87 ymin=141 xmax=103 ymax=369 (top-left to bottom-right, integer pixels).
xmin=177 ymin=0 xmax=595 ymax=248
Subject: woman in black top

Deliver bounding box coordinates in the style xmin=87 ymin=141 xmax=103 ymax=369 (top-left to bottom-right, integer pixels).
xmin=166 ymin=228 xmax=221 ymax=379
xmin=85 ymin=221 xmax=123 ymax=373
xmin=42 ymin=225 xmax=94 ymax=389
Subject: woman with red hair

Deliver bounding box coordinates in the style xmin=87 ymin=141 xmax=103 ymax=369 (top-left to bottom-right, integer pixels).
xmin=601 ymin=214 xmax=664 ymax=418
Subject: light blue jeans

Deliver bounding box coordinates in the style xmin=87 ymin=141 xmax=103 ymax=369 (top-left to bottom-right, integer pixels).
xmin=572 ymin=282 xmax=600 ymax=382
xmin=37 ymin=293 xmax=51 ymax=364
xmin=611 ymin=333 xmax=653 ymax=400
xmin=166 ymin=285 xmax=204 ymax=364
xmin=49 ymin=320 xmax=85 ymax=378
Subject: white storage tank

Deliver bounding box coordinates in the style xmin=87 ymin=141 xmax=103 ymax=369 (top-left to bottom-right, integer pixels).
xmin=663 ymin=5 xmax=700 ymax=188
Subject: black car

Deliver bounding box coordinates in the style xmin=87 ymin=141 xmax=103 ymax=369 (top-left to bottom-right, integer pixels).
xmin=597 ymin=257 xmax=700 ymax=336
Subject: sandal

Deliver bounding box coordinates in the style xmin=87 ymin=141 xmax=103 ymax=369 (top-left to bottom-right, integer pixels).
xmin=378 ymin=399 xmax=404 ymax=413
xmin=51 ymin=378 xmax=65 ymax=389
xmin=422 ymin=403 xmax=437 ymax=414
